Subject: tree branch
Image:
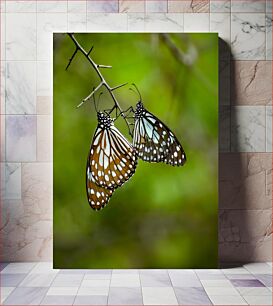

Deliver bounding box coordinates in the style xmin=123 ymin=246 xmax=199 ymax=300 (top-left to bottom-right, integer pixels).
xmin=160 ymin=33 xmax=216 ymax=95
xmin=66 ymin=33 xmax=133 ymax=136
xmin=160 ymin=33 xmax=197 ymax=66
xmin=77 ymin=82 xmax=103 ymax=108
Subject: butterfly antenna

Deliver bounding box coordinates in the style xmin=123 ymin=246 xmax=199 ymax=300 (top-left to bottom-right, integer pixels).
xmin=92 ymin=88 xmax=98 ymax=112
xmin=132 ymin=83 xmax=142 ymax=101
xmin=96 ymin=92 xmax=103 ymax=112
xmin=129 ymin=83 xmax=142 ymax=101
xmin=97 ymin=92 xmax=103 ymax=112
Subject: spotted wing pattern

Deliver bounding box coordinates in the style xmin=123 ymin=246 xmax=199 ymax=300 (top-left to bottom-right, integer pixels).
xmin=133 ymin=103 xmax=186 ymax=166
xmin=86 ymin=163 xmax=113 ymax=210
xmin=89 ymin=126 xmax=137 ymax=189
xmin=86 ymin=112 xmax=137 ymax=210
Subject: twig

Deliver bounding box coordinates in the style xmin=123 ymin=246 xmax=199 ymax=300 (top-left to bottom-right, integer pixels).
xmin=65 ymin=48 xmax=78 ymax=71
xmin=76 ymin=82 xmax=103 ymax=109
xmin=111 ymin=82 xmax=128 ymax=91
xmin=160 ymin=33 xmax=196 ymax=66
xmin=160 ymin=33 xmax=217 ymax=95
xmin=97 ymin=64 xmax=112 ymax=69
xmin=66 ymin=33 xmax=133 ymax=136
xmin=87 ymin=46 xmax=93 ymax=56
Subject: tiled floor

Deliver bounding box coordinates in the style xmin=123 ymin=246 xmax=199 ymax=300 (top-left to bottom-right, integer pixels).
xmin=0 ymin=262 xmax=272 ymax=305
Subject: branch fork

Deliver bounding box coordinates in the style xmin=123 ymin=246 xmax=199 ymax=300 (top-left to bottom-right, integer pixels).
xmin=66 ymin=33 xmax=133 ymax=136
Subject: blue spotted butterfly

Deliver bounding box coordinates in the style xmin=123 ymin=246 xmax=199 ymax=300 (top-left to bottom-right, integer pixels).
xmin=132 ymin=87 xmax=186 ymax=166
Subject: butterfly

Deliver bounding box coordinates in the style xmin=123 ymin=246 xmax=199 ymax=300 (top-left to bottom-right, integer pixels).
xmin=86 ymin=111 xmax=138 ymax=210
xmin=86 ymin=164 xmax=113 ymax=210
xmin=132 ymin=88 xmax=186 ymax=166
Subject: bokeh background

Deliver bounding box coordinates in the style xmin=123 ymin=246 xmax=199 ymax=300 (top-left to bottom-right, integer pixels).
xmin=53 ymin=33 xmax=218 ymax=268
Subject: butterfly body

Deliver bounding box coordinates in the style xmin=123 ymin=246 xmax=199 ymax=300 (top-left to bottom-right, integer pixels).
xmin=133 ymin=101 xmax=186 ymax=166
xmin=86 ymin=111 xmax=137 ymax=210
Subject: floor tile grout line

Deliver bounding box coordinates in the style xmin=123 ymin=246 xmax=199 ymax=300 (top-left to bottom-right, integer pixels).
xmin=167 ymin=268 xmax=179 ymax=300
xmin=194 ymin=267 xmax=219 ymax=305
xmin=39 ymin=271 xmax=59 ymax=305
xmin=71 ymin=270 xmax=84 ymax=305
xmin=243 ymin=264 xmax=272 ymax=276
xmin=2 ymin=267 xmax=29 ymax=289
xmin=1 ymin=286 xmax=16 ymax=304
xmin=1 ymin=262 xmax=272 ymax=304
xmin=21 ymin=262 xmax=39 ymax=275
xmin=138 ymin=268 xmax=144 ymax=306
xmin=168 ymin=269 xmax=180 ymax=305
xmin=228 ymin=281 xmax=251 ymax=305
xmin=106 ymin=268 xmax=113 ymax=305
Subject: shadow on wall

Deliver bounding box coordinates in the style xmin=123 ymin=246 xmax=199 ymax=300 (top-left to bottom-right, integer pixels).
xmin=218 ymin=38 xmax=271 ymax=267
xmin=218 ymin=38 xmax=245 ymax=268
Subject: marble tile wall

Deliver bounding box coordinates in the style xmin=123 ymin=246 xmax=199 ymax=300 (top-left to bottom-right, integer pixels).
xmin=0 ymin=0 xmax=272 ymax=264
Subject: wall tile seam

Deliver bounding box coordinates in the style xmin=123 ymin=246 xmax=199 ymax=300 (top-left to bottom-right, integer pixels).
xmin=219 ymin=152 xmax=272 ymax=154
xmin=219 ymin=209 xmax=272 ymax=212
xmin=3 ymin=114 xmax=51 ymax=116
xmin=227 ymin=105 xmax=270 ymax=108
xmin=0 ymin=0 xmax=270 ymax=13
xmin=2 ymin=12 xmax=272 ymax=15
xmin=1 ymin=11 xmax=270 ymax=14
xmin=1 ymin=161 xmax=52 ymax=164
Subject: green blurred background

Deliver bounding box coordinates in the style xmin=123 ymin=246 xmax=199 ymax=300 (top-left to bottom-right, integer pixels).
xmin=53 ymin=33 xmax=218 ymax=268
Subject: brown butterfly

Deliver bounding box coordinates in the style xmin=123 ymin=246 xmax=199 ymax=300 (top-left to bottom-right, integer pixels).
xmin=86 ymin=111 xmax=137 ymax=210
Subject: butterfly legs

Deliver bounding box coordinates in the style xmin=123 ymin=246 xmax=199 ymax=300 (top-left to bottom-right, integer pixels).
xmin=117 ymin=106 xmax=135 ymax=120
xmin=103 ymin=105 xmax=119 ymax=118
xmin=93 ymin=92 xmax=119 ymax=117
xmin=111 ymin=106 xmax=135 ymax=136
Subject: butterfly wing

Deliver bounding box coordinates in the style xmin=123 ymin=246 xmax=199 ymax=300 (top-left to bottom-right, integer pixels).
xmin=106 ymin=126 xmax=138 ymax=186
xmin=89 ymin=125 xmax=137 ymax=190
xmin=86 ymin=163 xmax=113 ymax=210
xmin=133 ymin=110 xmax=186 ymax=166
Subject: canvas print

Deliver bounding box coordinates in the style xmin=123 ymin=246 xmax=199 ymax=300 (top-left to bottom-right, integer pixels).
xmin=53 ymin=33 xmax=218 ymax=268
